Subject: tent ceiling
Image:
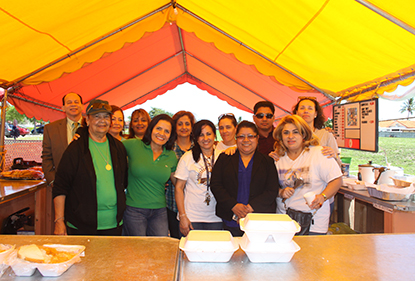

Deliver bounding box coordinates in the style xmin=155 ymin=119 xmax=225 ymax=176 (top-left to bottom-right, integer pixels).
xmin=1 ymin=0 xmax=414 ymax=121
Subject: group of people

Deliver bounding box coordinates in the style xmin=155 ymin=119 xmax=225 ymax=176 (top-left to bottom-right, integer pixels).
xmin=42 ymin=93 xmax=342 ymax=237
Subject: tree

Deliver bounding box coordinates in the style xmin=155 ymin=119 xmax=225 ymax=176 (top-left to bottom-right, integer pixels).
xmin=324 ymin=118 xmax=333 ymax=129
xmin=5 ymin=105 xmax=30 ymax=124
xmin=399 ymin=97 xmax=415 ymax=119
xmin=148 ymin=107 xmax=173 ymax=119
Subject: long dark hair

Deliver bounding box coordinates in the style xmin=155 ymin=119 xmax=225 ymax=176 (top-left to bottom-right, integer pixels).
xmin=292 ymin=97 xmax=325 ymax=129
xmin=142 ymin=114 xmax=176 ymax=150
xmin=191 ymin=120 xmax=216 ymax=162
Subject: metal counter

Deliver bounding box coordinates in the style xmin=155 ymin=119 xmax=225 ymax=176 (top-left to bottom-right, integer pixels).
xmin=339 ymin=186 xmax=415 ymax=212
xmin=0 ymin=235 xmax=180 ymax=280
xmin=178 ymin=234 xmax=415 ymax=281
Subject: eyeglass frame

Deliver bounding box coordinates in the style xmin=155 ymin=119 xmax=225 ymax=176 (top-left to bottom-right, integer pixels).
xmin=235 ymin=134 xmax=258 ymax=140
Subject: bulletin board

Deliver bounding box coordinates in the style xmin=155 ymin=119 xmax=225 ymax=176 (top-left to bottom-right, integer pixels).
xmin=332 ymin=98 xmax=378 ymax=152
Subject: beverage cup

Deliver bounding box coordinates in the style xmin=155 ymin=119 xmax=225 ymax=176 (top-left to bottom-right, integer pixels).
xmin=303 ymin=192 xmax=316 ymax=206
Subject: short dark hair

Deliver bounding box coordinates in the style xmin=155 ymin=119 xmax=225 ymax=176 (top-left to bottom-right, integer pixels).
xmin=191 ymin=120 xmax=216 ymax=163
xmin=236 ymin=121 xmax=258 ymax=136
xmin=128 ymin=109 xmax=151 ymax=139
xmin=62 ymin=93 xmax=83 ymax=105
xmin=142 ymin=114 xmax=176 ymax=150
xmin=254 ymin=101 xmax=275 ymax=114
xmin=173 ymin=111 xmax=196 ymax=128
xmin=292 ymin=97 xmax=325 ymax=129
xmin=111 ymin=105 xmax=125 ymax=136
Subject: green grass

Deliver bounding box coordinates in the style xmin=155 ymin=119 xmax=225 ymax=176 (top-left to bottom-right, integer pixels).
xmin=340 ymin=137 xmax=415 ymax=176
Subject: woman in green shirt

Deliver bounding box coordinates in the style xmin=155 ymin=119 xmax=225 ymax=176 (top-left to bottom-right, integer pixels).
xmin=122 ymin=114 xmax=178 ymax=236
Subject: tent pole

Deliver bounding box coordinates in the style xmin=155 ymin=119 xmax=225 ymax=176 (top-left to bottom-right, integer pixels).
xmin=177 ymin=27 xmax=188 ymax=73
xmin=356 ymin=0 xmax=415 ymax=36
xmin=176 ymin=4 xmax=333 ymax=101
xmin=0 ymin=88 xmax=8 ymax=171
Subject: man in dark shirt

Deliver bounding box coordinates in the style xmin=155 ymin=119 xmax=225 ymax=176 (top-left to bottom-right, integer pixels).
xmin=253 ymin=101 xmax=275 ymax=155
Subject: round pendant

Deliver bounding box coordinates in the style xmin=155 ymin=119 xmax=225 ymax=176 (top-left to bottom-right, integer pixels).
xmin=106 ymin=164 xmax=112 ymax=171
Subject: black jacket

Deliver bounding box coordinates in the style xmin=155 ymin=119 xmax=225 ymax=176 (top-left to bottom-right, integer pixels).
xmin=210 ymin=150 xmax=280 ymax=221
xmin=53 ymin=127 xmax=128 ymax=234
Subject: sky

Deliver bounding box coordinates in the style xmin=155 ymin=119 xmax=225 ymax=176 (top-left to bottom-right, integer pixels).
xmin=124 ymin=82 xmax=415 ymax=123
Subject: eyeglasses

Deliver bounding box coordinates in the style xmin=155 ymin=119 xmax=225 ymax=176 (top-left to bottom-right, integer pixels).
xmin=218 ymin=113 xmax=235 ymax=121
xmin=298 ymin=96 xmax=317 ymax=101
xmin=236 ymin=134 xmax=258 ymax=140
xmin=255 ymin=113 xmax=273 ymax=119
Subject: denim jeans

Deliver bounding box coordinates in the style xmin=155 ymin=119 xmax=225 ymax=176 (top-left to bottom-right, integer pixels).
xmin=122 ymin=206 xmax=168 ymax=236
xmin=180 ymin=222 xmax=223 ymax=237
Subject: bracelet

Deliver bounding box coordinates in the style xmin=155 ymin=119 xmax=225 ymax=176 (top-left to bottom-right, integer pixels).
xmin=54 ymin=216 xmax=64 ymax=223
xmin=321 ymin=193 xmax=328 ymax=201
xmin=179 ymin=213 xmax=187 ymax=218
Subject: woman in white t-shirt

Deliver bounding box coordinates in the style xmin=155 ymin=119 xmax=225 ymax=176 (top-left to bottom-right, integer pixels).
xmin=174 ymin=120 xmax=223 ymax=236
xmin=216 ymin=113 xmax=237 ymax=151
xmin=273 ymin=115 xmax=342 ymax=235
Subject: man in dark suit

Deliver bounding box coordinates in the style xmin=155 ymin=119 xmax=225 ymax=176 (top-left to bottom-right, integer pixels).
xmin=42 ymin=93 xmax=83 ymax=186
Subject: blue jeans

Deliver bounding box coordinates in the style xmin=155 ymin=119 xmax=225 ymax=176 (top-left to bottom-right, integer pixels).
xmin=122 ymin=206 xmax=168 ymax=236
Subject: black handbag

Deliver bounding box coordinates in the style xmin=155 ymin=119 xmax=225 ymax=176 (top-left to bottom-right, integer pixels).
xmin=1 ymin=207 xmax=30 ymax=234
xmin=286 ymin=208 xmax=313 ymax=235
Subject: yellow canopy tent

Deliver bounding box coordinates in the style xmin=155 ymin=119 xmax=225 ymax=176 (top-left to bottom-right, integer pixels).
xmin=0 ymin=0 xmax=414 ymax=121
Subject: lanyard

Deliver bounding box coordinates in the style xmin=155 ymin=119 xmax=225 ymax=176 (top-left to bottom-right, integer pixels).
xmin=202 ymin=152 xmax=215 ymax=205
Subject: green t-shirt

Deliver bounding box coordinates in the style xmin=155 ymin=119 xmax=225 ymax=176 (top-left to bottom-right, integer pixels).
xmin=89 ymin=138 xmax=118 ymax=230
xmin=123 ymin=138 xmax=177 ymax=209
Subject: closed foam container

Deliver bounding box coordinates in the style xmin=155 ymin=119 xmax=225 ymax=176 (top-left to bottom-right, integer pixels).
xmin=239 ymin=234 xmax=300 ymax=263
xmin=9 ymin=244 xmax=85 ymax=277
xmin=0 ymin=244 xmax=15 ymax=277
xmin=179 ymin=230 xmax=238 ymax=262
xmin=239 ymin=213 xmax=300 ymax=243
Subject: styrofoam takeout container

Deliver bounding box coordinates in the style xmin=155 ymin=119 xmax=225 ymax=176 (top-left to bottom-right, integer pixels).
xmin=239 ymin=214 xmax=300 ymax=243
xmin=343 ymin=178 xmax=367 ymax=191
xmin=9 ymin=244 xmax=85 ymax=277
xmin=0 ymin=244 xmax=15 ymax=277
xmin=239 ymin=234 xmax=300 ymax=263
xmin=179 ymin=230 xmax=238 ymax=262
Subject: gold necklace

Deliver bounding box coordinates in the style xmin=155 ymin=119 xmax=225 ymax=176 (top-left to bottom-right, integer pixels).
xmin=92 ymin=140 xmax=112 ymax=171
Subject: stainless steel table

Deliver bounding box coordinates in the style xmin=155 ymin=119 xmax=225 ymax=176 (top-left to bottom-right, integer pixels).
xmin=178 ymin=234 xmax=415 ymax=281
xmin=0 ymin=235 xmax=180 ymax=280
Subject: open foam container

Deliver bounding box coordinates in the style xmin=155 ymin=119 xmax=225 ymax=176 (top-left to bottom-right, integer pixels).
xmin=9 ymin=244 xmax=85 ymax=277
xmin=240 ymin=213 xmax=300 ymax=243
xmin=0 ymin=244 xmax=15 ymax=277
xmin=179 ymin=230 xmax=238 ymax=262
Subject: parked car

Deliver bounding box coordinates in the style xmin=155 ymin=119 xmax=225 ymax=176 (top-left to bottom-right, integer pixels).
xmin=4 ymin=123 xmax=29 ymax=138
xmin=17 ymin=126 xmax=30 ymax=136
xmin=31 ymin=124 xmax=44 ymax=134
xmin=4 ymin=123 xmax=13 ymax=138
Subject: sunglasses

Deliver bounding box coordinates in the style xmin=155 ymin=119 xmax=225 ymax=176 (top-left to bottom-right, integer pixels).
xmin=236 ymin=134 xmax=258 ymax=140
xmin=255 ymin=113 xmax=274 ymax=119
xmin=90 ymin=102 xmax=112 ymax=111
xmin=218 ymin=113 xmax=235 ymax=121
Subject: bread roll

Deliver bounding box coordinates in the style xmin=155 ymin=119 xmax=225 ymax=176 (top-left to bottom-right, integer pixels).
xmin=17 ymin=244 xmax=45 ymax=263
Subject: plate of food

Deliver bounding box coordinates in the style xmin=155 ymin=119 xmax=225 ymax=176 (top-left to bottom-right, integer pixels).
xmin=9 ymin=244 xmax=85 ymax=277
xmin=0 ymin=169 xmax=44 ymax=180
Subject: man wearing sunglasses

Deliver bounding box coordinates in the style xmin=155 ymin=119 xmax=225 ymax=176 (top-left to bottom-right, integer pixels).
xmin=253 ymin=101 xmax=275 ymax=155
